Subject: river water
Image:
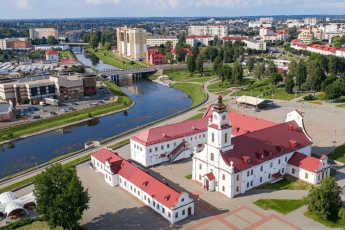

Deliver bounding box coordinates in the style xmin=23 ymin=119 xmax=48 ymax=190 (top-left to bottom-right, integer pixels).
xmin=0 ymin=48 xmax=192 ymax=178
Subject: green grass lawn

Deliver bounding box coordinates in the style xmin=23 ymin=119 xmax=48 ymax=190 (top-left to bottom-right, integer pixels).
xmin=171 ymin=83 xmax=206 ymax=107
xmin=86 ymin=48 xmax=129 ymax=69
xmin=57 ymin=50 xmax=77 ymax=60
xmin=108 ymin=138 xmax=130 ymax=149
xmin=258 ymin=176 xmax=313 ymax=190
xmin=163 ymin=68 xmax=216 ymax=83
xmin=198 ymin=108 xmax=207 ymax=112
xmin=185 ymin=174 xmax=192 ymax=179
xmin=148 ymin=74 xmax=159 ymax=80
xmin=335 ymin=104 xmax=345 ymax=108
xmin=304 ymin=211 xmax=345 ymax=228
xmin=262 ymin=89 xmax=307 ymax=101
xmin=308 ymin=101 xmax=322 ymax=105
xmin=254 ymin=199 xmax=305 ymax=215
xmin=184 ymin=113 xmax=204 ymax=121
xmin=0 ymin=81 xmax=132 ymax=142
xmin=16 ymin=221 xmax=62 ymax=230
xmin=233 ymin=90 xmax=263 ymax=97
xmin=327 ymin=143 xmax=345 ymax=163
xmin=102 ymin=50 xmax=145 ymax=67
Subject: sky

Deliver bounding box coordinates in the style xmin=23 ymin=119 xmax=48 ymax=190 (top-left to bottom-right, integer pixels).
xmin=1 ymin=0 xmax=345 ymax=19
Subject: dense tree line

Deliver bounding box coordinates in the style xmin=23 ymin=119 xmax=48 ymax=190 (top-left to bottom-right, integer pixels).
xmin=0 ymin=27 xmax=29 ymax=39
xmin=83 ymin=29 xmax=117 ymax=49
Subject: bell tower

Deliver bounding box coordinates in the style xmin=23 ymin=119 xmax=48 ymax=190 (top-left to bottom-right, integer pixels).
xmin=208 ymin=95 xmax=234 ymax=152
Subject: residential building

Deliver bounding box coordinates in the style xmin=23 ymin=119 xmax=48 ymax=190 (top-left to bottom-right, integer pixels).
xmin=91 ymin=148 xmax=194 ymax=224
xmin=298 ymin=29 xmax=314 ymax=44
xmin=45 ymin=50 xmax=59 ymax=61
xmin=192 ymin=97 xmax=329 ymax=198
xmin=186 ymin=35 xmax=213 ymax=47
xmin=222 ymin=36 xmax=248 ymax=44
xmin=0 ymin=101 xmax=15 ymax=122
xmin=311 ymin=28 xmax=323 ymax=41
xmin=307 ymin=44 xmax=337 ymax=56
xmin=336 ymin=48 xmax=345 ymax=58
xmin=259 ymin=27 xmax=275 ymax=37
xmin=29 ymin=28 xmax=58 ymax=39
xmin=243 ymin=40 xmax=266 ymax=51
xmin=147 ymin=37 xmax=178 ymax=48
xmin=146 ymin=50 xmax=165 ymax=65
xmin=187 ymin=25 xmax=228 ymax=39
xmin=260 ymin=17 xmax=274 ymax=24
xmin=116 ymin=26 xmax=147 ymax=60
xmin=304 ymin=17 xmax=319 ymax=26
xmin=290 ymin=39 xmax=307 ymax=50
xmin=0 ymin=38 xmax=31 ymax=50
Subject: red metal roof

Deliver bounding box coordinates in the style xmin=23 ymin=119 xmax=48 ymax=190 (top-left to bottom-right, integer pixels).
xmin=203 ymin=105 xmax=277 ymax=136
xmin=187 ymin=35 xmax=213 ymax=39
xmin=205 ymin=172 xmax=215 ymax=180
xmin=131 ymin=117 xmax=210 ymax=146
xmin=60 ymin=59 xmax=81 ymax=65
xmin=170 ymin=142 xmax=187 ymax=156
xmin=222 ymin=36 xmax=248 ymax=41
xmin=46 ymin=50 xmax=58 ymax=55
xmin=272 ymin=172 xmax=283 ymax=179
xmin=92 ymin=148 xmax=184 ymax=208
xmin=220 ymin=121 xmax=312 ymax=173
xmin=288 ymin=152 xmax=324 ymax=172
xmin=308 ymin=44 xmax=337 ymax=52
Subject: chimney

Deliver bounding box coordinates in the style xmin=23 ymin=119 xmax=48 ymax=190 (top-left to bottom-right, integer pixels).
xmin=288 ymin=125 xmax=293 ymax=131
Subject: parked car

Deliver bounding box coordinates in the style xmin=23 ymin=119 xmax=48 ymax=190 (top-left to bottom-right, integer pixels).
xmin=99 ymin=100 xmax=104 ymax=104
xmin=61 ymin=108 xmax=68 ymax=112
xmin=50 ymin=111 xmax=57 ymax=115
xmin=69 ymin=107 xmax=76 ymax=111
xmin=90 ymin=104 xmax=94 ymax=106
xmin=39 ymin=101 xmax=46 ymax=106
xmin=20 ymin=111 xmax=25 ymax=116
xmin=28 ymin=106 xmax=35 ymax=111
xmin=33 ymin=107 xmax=40 ymax=111
xmin=71 ymin=102 xmax=77 ymax=105
xmin=33 ymin=115 xmax=40 ymax=119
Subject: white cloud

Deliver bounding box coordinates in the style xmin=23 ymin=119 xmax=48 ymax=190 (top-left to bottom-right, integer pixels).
xmin=300 ymin=0 xmax=345 ymax=8
xmin=16 ymin=0 xmax=32 ymax=9
xmin=86 ymin=0 xmax=121 ymax=4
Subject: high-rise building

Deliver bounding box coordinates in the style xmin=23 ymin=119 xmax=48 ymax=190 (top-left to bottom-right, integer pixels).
xmin=188 ymin=25 xmax=228 ymax=39
xmin=304 ymin=17 xmax=319 ymax=26
xmin=116 ymin=26 xmax=147 ymax=60
xmin=298 ymin=29 xmax=315 ymax=44
xmin=29 ymin=28 xmax=58 ymax=39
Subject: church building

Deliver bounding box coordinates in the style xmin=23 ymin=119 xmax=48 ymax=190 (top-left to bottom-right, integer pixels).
xmin=192 ymin=96 xmax=330 ymax=198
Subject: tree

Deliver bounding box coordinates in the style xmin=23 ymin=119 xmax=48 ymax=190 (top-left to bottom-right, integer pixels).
xmin=253 ymin=63 xmax=264 ymax=81
xmin=104 ymin=42 xmax=111 ymax=51
xmin=267 ymin=61 xmax=277 ymax=76
xmin=296 ymin=59 xmax=307 ymax=89
xmin=285 ymin=74 xmax=295 ymax=93
xmin=34 ymin=164 xmax=90 ymax=229
xmin=196 ymin=54 xmax=204 ymax=74
xmin=186 ymin=55 xmax=196 ymax=73
xmin=165 ymin=40 xmax=172 ymax=47
xmin=89 ymin=35 xmax=98 ymax=49
xmin=47 ymin=36 xmax=57 ymax=45
xmin=232 ymin=62 xmax=243 ymax=84
xmin=41 ymin=36 xmax=47 ymax=44
xmin=328 ymin=56 xmax=338 ymax=75
xmin=218 ymin=65 xmax=232 ymax=82
xmin=248 ymin=58 xmax=255 ymax=73
xmin=308 ymin=62 xmax=326 ymax=93
xmin=304 ymin=177 xmax=342 ymax=221
xmin=338 ymin=208 xmax=345 ymax=222
xmin=191 ymin=47 xmax=199 ymax=59
xmin=268 ymin=72 xmax=283 ymax=85
xmin=325 ymin=79 xmax=345 ymax=100
xmin=164 ymin=52 xmax=174 ymax=64
xmin=213 ymin=56 xmax=223 ymax=74
xmin=321 ymin=74 xmax=337 ymax=91
xmin=204 ymin=46 xmax=219 ymax=62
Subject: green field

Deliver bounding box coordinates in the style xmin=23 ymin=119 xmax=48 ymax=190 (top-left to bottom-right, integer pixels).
xmin=184 ymin=113 xmax=204 ymax=121
xmin=108 ymin=138 xmax=130 ymax=149
xmin=262 ymin=89 xmax=307 ymax=101
xmin=171 ymin=83 xmax=207 ymax=107
xmin=163 ymin=68 xmax=217 ymax=83
xmin=258 ymin=176 xmax=313 ymax=190
xmin=16 ymin=221 xmax=62 ymax=230
xmin=327 ymin=143 xmax=345 ymax=163
xmin=57 ymin=50 xmax=77 ymax=60
xmin=304 ymin=211 xmax=345 ymax=228
xmin=254 ymin=199 xmax=305 ymax=215
xmin=335 ymin=104 xmax=345 ymax=108
xmin=0 ymin=81 xmax=132 ymax=142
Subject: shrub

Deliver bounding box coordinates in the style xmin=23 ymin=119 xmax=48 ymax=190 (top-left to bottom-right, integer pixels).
xmin=338 ymin=208 xmax=345 ymax=222
xmin=303 ymin=94 xmax=315 ymax=101
xmin=317 ymin=92 xmax=327 ymax=100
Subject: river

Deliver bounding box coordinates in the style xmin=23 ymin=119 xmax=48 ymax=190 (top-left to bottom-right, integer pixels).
xmin=0 ymin=48 xmax=192 ymax=178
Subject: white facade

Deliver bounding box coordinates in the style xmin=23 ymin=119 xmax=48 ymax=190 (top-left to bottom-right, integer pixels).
xmin=147 ymin=37 xmax=178 ymax=48
xmin=29 ymin=28 xmax=58 ymax=39
xmin=244 ymin=40 xmax=266 ymax=51
xmin=46 ymin=54 xmax=59 ymax=61
xmin=130 ymin=131 xmax=207 ymax=167
xmin=192 ymin=107 xmax=328 ymax=199
xmin=186 ymin=36 xmax=213 ymax=47
xmin=336 ymin=49 xmax=345 ymax=58
xmin=188 ymin=25 xmax=228 ymax=39
xmin=304 ymin=17 xmax=319 ymax=26
xmin=91 ymin=150 xmax=195 ymax=224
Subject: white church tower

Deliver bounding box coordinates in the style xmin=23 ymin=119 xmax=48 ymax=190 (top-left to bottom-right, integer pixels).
xmin=207 ymin=95 xmax=234 ymax=152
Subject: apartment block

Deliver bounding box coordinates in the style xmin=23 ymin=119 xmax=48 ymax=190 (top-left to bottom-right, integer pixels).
xmin=29 ymin=28 xmax=59 ymax=39
xmin=147 ymin=37 xmax=178 ymax=48
xmin=188 ymin=25 xmax=228 ymax=39
xmin=117 ymin=26 xmax=147 ymax=60
xmin=0 ymin=38 xmax=30 ymax=50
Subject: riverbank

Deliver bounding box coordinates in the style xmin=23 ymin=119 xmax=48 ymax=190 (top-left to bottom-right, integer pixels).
xmin=171 ymin=83 xmax=207 ymax=107
xmin=0 ymin=81 xmax=134 ymax=145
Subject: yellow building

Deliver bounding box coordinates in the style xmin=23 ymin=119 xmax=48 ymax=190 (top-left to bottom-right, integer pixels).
xmin=116 ymin=26 xmax=147 ymax=60
xmin=298 ymin=29 xmax=314 ymax=44
xmin=147 ymin=37 xmax=178 ymax=48
xmin=29 ymin=28 xmax=58 ymax=39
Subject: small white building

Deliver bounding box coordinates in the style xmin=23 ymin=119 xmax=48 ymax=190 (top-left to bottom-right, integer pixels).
xmin=192 ymin=97 xmax=329 ymax=198
xmin=45 ymin=50 xmax=59 ymax=61
xmin=336 ymin=48 xmax=345 ymax=58
xmin=243 ymin=40 xmax=267 ymax=51
xmin=186 ymin=35 xmax=213 ymax=47
xmin=91 ymin=148 xmax=194 ymax=224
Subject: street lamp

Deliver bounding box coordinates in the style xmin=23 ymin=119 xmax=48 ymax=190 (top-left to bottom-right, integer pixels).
xmin=332 ymin=130 xmax=337 ymax=155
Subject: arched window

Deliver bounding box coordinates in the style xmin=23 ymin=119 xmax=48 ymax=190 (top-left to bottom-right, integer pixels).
xmin=236 ymin=186 xmax=239 ymax=192
xmin=260 ymin=166 xmax=263 ymax=171
xmin=305 ymin=173 xmax=308 ymax=179
xmin=212 ymin=133 xmax=215 ymax=142
xmin=222 ymin=174 xmax=225 ymax=180
xmin=260 ymin=177 xmax=262 ymax=182
xmin=268 ymin=173 xmax=271 ymax=179
xmin=270 ymin=162 xmax=273 ymax=168
xmin=247 ymin=171 xmax=250 ymax=177
xmin=210 ymin=153 xmax=214 ymax=161
xmin=237 ymin=175 xmax=239 ymax=181
xmin=225 ymin=133 xmax=228 ymax=143
xmin=278 ymin=159 xmax=281 ymax=164
xmin=251 ymin=169 xmax=253 ymax=175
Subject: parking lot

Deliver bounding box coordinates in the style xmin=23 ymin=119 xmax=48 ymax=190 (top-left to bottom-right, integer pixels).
xmin=15 ymin=83 xmax=114 ymax=120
